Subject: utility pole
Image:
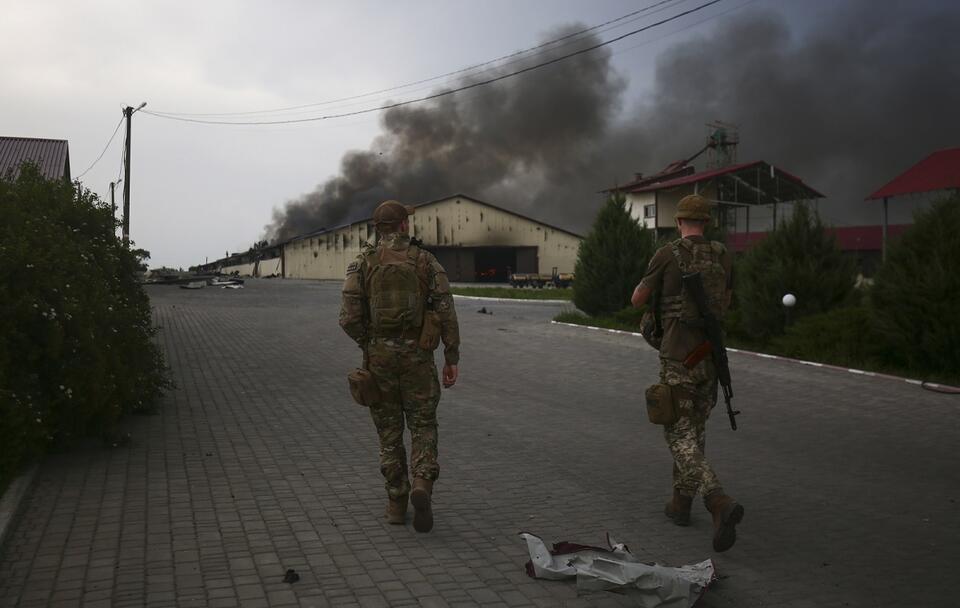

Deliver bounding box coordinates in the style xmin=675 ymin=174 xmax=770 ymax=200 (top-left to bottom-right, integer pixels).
xmin=122 ymin=102 xmax=146 ymax=247
xmin=109 ymin=181 xmax=116 ymax=222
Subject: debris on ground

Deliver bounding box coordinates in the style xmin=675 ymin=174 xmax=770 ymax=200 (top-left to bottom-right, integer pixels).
xmin=209 ymin=278 xmax=245 ymax=287
xmin=521 ymin=532 xmax=714 ymax=607
xmin=477 ymin=307 xmax=493 ymax=314
xmin=282 ymin=568 xmax=300 ymax=583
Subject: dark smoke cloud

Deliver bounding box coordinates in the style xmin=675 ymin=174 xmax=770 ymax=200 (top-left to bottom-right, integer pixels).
xmin=267 ymin=1 xmax=960 ymax=242
xmin=631 ymin=0 xmax=960 ymax=226
xmin=265 ymin=27 xmax=631 ymax=242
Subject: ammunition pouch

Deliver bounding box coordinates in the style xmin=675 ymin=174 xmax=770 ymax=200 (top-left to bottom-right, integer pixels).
xmin=348 ymin=368 xmax=381 ymax=407
xmin=418 ymin=310 xmax=442 ymax=351
xmin=645 ymin=383 xmax=680 ymax=425
xmin=639 ymin=310 xmax=662 ymax=351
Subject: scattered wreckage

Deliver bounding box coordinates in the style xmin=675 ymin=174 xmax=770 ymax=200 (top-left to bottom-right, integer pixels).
xmin=177 ymin=277 xmax=245 ymax=289
xmin=521 ymin=532 xmax=715 ymax=608
xmin=142 ymin=273 xmax=246 ymax=290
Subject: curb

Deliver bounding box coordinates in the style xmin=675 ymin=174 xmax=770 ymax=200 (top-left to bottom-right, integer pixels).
xmin=0 ymin=464 xmax=38 ymax=552
xmin=453 ymin=295 xmax=570 ymax=304
xmin=550 ymin=320 xmax=960 ymax=392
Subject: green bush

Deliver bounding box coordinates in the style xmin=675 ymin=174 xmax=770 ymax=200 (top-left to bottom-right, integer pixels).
xmin=768 ymin=306 xmax=883 ymax=368
xmin=0 ymin=164 xmax=169 ymax=490
xmin=573 ymin=193 xmax=656 ymax=316
xmin=871 ymin=195 xmax=960 ymax=377
xmin=736 ymin=203 xmax=856 ymax=341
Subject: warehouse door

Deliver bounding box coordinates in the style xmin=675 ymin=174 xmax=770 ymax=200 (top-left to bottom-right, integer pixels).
xmin=475 ymin=247 xmax=538 ymax=282
xmin=433 ymin=246 xmax=538 ymax=282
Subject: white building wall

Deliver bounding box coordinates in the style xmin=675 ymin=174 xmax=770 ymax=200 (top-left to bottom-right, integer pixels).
xmin=282 ymin=196 xmax=582 ymax=280
xmin=257 ymin=256 xmax=283 ymax=277
xmin=221 ymin=262 xmax=256 ymax=276
xmin=219 ymin=257 xmax=283 ymax=277
xmin=624 ymin=192 xmax=656 ymax=230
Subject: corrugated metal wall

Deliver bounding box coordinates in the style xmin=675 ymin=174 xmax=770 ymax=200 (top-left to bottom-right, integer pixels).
xmin=282 ymin=196 xmax=582 ymax=280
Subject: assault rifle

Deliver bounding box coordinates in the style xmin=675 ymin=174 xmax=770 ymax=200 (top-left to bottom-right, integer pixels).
xmin=681 ymin=272 xmax=740 ymax=430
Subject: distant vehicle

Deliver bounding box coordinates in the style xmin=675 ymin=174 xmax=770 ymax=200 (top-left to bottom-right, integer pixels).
xmin=509 ymin=267 xmax=574 ymax=288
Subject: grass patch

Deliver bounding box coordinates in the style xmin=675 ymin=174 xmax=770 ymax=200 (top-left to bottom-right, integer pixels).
xmin=554 ymin=306 xmax=644 ymax=332
xmin=452 ymin=287 xmax=572 ymax=300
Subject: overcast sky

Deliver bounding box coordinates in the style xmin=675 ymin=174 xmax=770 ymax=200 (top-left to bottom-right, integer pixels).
xmin=2 ymin=0 xmax=955 ymax=269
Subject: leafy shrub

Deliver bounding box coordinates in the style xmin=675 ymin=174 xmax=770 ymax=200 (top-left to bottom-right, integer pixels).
xmin=768 ymin=306 xmax=883 ymax=368
xmin=573 ymin=193 xmax=656 ymax=316
xmin=736 ymin=203 xmax=856 ymax=341
xmin=0 ymin=164 xmax=169 ymax=489
xmin=871 ymin=195 xmax=960 ymax=377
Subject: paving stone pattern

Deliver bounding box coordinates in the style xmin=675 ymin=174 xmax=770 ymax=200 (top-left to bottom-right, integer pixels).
xmin=1 ymin=279 xmax=958 ymax=607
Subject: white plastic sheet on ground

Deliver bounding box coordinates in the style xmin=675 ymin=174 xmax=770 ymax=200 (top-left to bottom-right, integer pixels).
xmin=521 ymin=532 xmax=715 ymax=608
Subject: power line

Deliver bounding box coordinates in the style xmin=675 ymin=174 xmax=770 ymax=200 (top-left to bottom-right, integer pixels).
xmin=255 ymin=0 xmax=689 ymax=123
xmin=75 ymin=117 xmax=124 ymax=179
xmin=151 ymin=0 xmax=684 ymax=119
xmin=143 ymin=0 xmax=725 ymax=127
xmin=613 ymin=0 xmax=759 ymax=58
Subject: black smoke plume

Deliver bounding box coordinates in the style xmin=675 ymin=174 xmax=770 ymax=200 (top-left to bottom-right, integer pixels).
xmin=631 ymin=0 xmax=960 ymax=227
xmin=266 ymin=1 xmax=960 ymax=242
xmin=265 ymin=27 xmax=630 ymax=242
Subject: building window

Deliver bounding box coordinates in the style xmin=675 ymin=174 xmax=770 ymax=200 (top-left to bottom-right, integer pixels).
xmin=643 ymin=204 xmax=656 ymax=219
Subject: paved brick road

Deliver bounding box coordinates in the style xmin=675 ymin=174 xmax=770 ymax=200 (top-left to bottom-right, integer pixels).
xmin=1 ymin=279 xmax=957 ymax=607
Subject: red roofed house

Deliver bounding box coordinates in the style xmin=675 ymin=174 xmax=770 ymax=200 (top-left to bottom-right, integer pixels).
xmin=0 ymin=136 xmax=71 ymax=181
xmin=608 ymin=121 xmax=824 ymax=241
xmin=609 ymin=157 xmax=824 ymax=241
xmin=866 ymin=147 xmax=960 ymax=261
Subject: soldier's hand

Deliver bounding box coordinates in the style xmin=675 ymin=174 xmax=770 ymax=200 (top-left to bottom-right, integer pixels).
xmin=442 ymin=364 xmax=458 ymax=388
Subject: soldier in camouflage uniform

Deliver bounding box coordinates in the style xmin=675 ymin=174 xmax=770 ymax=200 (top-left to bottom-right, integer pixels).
xmin=631 ymin=194 xmax=744 ymax=552
xmin=340 ymin=200 xmax=460 ymax=533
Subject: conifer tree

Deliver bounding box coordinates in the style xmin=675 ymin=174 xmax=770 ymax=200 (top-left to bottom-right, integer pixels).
xmin=871 ymin=195 xmax=960 ymax=377
xmin=736 ymin=203 xmax=856 ymax=340
xmin=573 ymin=193 xmax=656 ymax=316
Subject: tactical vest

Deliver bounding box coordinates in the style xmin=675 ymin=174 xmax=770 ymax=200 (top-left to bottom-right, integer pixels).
xmin=364 ymin=243 xmax=427 ymax=338
xmin=661 ymin=239 xmax=727 ymax=322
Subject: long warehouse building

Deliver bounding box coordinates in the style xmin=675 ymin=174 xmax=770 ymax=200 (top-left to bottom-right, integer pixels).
xmin=207 ymin=194 xmax=583 ymax=282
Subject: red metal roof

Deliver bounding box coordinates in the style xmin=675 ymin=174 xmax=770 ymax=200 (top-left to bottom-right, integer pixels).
xmin=624 ymin=160 xmax=823 ymax=197
xmin=867 ymin=148 xmax=960 ymax=200
xmin=727 ymin=225 xmax=910 ymax=253
xmin=0 ymin=136 xmax=71 ymax=181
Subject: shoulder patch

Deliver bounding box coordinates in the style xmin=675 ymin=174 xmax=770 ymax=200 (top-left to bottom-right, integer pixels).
xmin=346 ymin=261 xmax=360 ymax=273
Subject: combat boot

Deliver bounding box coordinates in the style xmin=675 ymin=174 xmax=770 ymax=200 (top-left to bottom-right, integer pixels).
xmin=704 ymin=490 xmax=744 ymax=552
xmin=664 ymin=489 xmax=693 ymax=526
xmin=385 ymin=495 xmax=407 ymax=525
xmin=410 ymin=478 xmax=434 ymax=533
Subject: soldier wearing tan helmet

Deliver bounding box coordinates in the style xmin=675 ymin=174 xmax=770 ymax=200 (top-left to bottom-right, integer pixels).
xmin=339 ymin=200 xmax=460 ymax=533
xmin=630 ymin=194 xmax=744 ymax=552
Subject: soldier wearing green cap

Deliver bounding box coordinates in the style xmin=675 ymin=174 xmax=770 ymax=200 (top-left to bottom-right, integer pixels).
xmin=631 ymin=194 xmax=744 ymax=552
xmin=339 ymin=200 xmax=460 ymax=533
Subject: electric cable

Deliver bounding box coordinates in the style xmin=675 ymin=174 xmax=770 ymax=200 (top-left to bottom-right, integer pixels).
xmin=142 ymin=0 xmax=725 ymax=126
xmin=147 ymin=0 xmax=689 ymax=121
xmin=75 ymin=117 xmax=124 ymax=179
xmin=151 ymin=0 xmax=686 ymax=119
xmin=612 ymin=0 xmax=759 ymax=58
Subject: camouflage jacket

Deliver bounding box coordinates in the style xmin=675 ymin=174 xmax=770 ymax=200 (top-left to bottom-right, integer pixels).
xmin=339 ymin=233 xmax=461 ymax=365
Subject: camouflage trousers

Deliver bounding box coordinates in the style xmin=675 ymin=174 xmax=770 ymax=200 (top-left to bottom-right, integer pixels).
xmin=660 ymin=358 xmax=723 ymax=498
xmin=367 ymin=339 xmax=441 ymax=499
